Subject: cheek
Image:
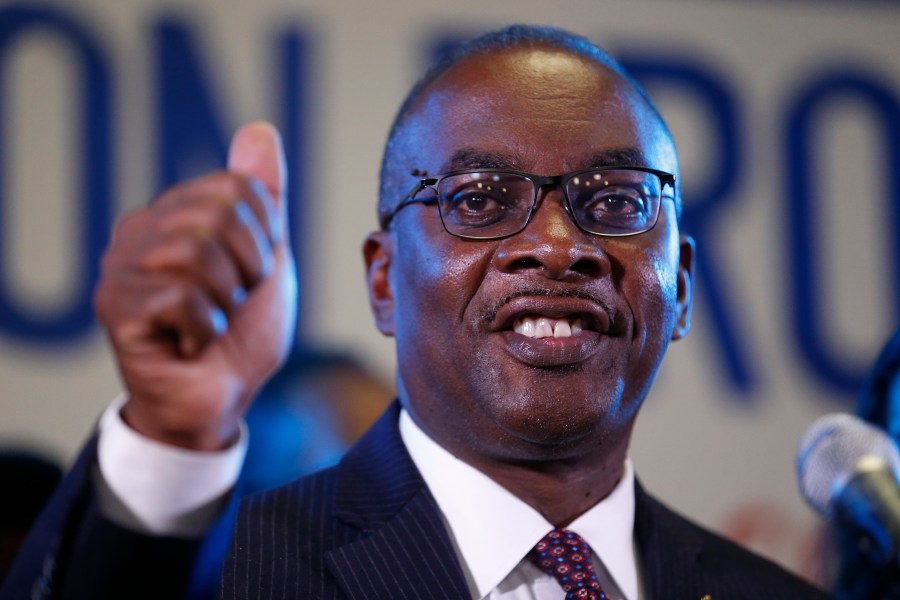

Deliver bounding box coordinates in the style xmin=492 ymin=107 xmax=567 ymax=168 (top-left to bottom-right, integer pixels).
xmin=626 ymin=244 xmax=679 ymax=355
xmin=611 ymin=247 xmax=679 ymax=419
xmin=648 ymin=252 xmax=679 ymax=313
xmin=392 ymin=228 xmax=492 ymax=342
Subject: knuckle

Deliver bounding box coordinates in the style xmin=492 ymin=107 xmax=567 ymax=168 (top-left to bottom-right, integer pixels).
xmin=182 ymin=287 xmax=219 ymax=336
xmin=192 ymin=235 xmax=222 ymax=272
xmin=205 ymin=196 xmax=244 ymax=232
xmin=98 ymin=246 xmax=119 ymax=274
xmin=114 ymin=206 xmax=147 ymax=238
xmin=192 ymin=237 xmax=240 ymax=292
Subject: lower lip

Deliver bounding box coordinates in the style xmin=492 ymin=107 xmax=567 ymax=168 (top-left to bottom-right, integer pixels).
xmin=497 ymin=331 xmax=604 ymax=367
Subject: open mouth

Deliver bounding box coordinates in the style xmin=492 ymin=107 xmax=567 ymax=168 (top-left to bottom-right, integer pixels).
xmin=491 ymin=293 xmax=611 ymax=337
xmin=512 ymin=315 xmax=585 ymax=339
xmin=488 ymin=294 xmax=614 ymax=367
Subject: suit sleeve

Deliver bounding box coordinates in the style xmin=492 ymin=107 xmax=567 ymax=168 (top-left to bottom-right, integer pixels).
xmin=0 ymin=434 xmax=241 ymax=600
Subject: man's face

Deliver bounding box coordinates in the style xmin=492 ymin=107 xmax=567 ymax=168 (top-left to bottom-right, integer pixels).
xmin=366 ymin=46 xmax=694 ymax=465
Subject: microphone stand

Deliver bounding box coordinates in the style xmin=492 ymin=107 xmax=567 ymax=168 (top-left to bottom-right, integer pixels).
xmin=835 ymin=457 xmax=900 ymax=600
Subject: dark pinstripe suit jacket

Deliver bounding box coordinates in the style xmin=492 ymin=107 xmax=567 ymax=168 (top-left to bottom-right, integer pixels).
xmin=2 ymin=402 xmax=831 ymax=600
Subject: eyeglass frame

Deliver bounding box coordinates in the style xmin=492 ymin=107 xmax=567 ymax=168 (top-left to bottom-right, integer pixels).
xmin=381 ymin=166 xmax=677 ymax=240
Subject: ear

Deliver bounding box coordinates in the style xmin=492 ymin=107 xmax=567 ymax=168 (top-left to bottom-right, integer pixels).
xmin=363 ymin=230 xmax=396 ymax=337
xmin=671 ymin=234 xmax=696 ymax=341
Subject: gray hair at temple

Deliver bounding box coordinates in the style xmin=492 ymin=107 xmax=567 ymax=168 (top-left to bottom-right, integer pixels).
xmin=376 ymin=24 xmax=677 ymax=229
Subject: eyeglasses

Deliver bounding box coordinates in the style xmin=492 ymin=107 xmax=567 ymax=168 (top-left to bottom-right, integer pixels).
xmin=382 ymin=166 xmax=676 ymax=240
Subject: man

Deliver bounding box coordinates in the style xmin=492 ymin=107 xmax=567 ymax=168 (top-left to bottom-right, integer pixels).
xmin=1 ymin=25 xmax=830 ymax=599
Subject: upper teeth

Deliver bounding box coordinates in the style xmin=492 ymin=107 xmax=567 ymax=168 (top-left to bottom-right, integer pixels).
xmin=513 ymin=316 xmax=584 ymax=339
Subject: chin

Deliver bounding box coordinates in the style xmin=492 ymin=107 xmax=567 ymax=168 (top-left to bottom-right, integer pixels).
xmin=484 ymin=389 xmax=626 ymax=452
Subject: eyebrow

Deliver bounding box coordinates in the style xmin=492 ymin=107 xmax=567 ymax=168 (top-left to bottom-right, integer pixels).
xmin=441 ymin=147 xmax=650 ymax=174
xmin=443 ymin=149 xmax=520 ymax=172
xmin=586 ymin=148 xmax=648 ymax=168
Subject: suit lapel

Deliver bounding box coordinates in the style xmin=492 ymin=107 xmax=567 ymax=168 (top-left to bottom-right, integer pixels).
xmin=634 ymin=481 xmax=742 ymax=600
xmin=325 ymin=403 xmax=470 ymax=600
xmin=326 ymin=489 xmax=470 ymax=600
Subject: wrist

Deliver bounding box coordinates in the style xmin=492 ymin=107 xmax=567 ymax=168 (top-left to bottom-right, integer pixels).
xmin=98 ymin=396 xmax=248 ymax=536
xmin=120 ymin=400 xmax=243 ymax=452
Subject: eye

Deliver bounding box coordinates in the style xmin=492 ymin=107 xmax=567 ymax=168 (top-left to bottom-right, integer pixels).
xmin=590 ymin=186 xmax=646 ymax=215
xmin=440 ymin=175 xmax=528 ymax=227
xmin=444 ymin=187 xmax=510 ymax=228
xmin=451 ymin=189 xmax=502 ymax=213
xmin=565 ymin=169 xmax=664 ymax=234
xmin=585 ymin=187 xmax=647 ymax=216
xmin=575 ymin=185 xmax=653 ymax=233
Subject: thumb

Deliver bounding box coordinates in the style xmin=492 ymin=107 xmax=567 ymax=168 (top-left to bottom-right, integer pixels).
xmin=227 ymin=121 xmax=287 ymax=208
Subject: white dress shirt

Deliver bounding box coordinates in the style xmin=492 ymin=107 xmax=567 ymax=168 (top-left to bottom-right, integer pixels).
xmin=96 ymin=395 xmax=247 ymax=536
xmin=399 ymin=410 xmax=640 ymax=600
xmin=97 ymin=400 xmax=641 ymax=598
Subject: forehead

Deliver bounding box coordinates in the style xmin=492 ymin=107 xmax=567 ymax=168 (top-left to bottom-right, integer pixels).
xmin=400 ymin=46 xmax=675 ymax=175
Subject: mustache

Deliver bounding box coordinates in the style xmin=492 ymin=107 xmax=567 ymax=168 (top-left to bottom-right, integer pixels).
xmin=482 ymin=288 xmax=613 ymax=325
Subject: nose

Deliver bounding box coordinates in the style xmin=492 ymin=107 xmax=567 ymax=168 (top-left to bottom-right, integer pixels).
xmin=493 ymin=188 xmax=610 ymax=280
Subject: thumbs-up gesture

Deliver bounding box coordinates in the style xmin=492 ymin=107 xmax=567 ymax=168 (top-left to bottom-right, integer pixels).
xmin=94 ymin=123 xmax=297 ymax=451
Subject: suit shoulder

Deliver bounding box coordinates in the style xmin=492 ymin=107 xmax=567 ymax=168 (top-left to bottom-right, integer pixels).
xmin=236 ymin=467 xmax=342 ymax=537
xmin=691 ymin=518 xmax=829 ymax=598
xmin=225 ymin=468 xmax=354 ymax=598
xmin=636 ymin=487 xmax=832 ymax=599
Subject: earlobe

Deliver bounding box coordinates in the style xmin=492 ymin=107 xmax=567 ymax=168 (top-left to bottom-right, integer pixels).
xmin=363 ymin=231 xmax=396 ymax=337
xmin=672 ymin=234 xmax=696 ymax=341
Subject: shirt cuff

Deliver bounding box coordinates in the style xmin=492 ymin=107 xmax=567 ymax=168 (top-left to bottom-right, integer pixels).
xmin=96 ymin=394 xmax=248 ymax=537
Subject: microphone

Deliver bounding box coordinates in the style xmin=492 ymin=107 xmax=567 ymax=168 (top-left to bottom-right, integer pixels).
xmin=797 ymin=413 xmax=900 ymax=565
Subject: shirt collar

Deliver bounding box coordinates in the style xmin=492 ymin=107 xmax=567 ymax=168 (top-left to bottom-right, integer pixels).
xmin=399 ymin=409 xmax=637 ymax=600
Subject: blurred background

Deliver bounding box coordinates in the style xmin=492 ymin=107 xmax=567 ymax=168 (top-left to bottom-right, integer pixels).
xmin=0 ymin=0 xmax=897 ymax=585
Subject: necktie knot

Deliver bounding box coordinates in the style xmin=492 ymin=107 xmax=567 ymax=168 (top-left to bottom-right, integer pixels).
xmin=528 ymin=528 xmax=609 ymax=600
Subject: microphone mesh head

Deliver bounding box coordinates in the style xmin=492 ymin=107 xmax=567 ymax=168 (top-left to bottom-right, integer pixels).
xmin=796 ymin=413 xmax=900 ymax=518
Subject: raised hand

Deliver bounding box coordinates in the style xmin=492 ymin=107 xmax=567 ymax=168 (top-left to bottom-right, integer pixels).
xmin=94 ymin=122 xmax=297 ymax=450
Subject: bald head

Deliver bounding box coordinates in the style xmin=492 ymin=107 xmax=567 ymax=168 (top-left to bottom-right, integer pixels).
xmin=377 ymin=25 xmax=677 ymax=228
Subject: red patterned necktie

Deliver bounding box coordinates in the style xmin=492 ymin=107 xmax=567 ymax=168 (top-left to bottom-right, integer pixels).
xmin=528 ymin=528 xmax=610 ymax=600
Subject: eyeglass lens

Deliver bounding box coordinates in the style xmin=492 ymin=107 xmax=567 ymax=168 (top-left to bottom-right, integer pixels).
xmin=435 ymin=170 xmax=662 ymax=238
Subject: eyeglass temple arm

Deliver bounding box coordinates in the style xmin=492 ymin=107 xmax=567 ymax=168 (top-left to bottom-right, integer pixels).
xmin=400 ymin=174 xmax=440 ymax=204
xmin=380 ymin=173 xmax=438 ymax=230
